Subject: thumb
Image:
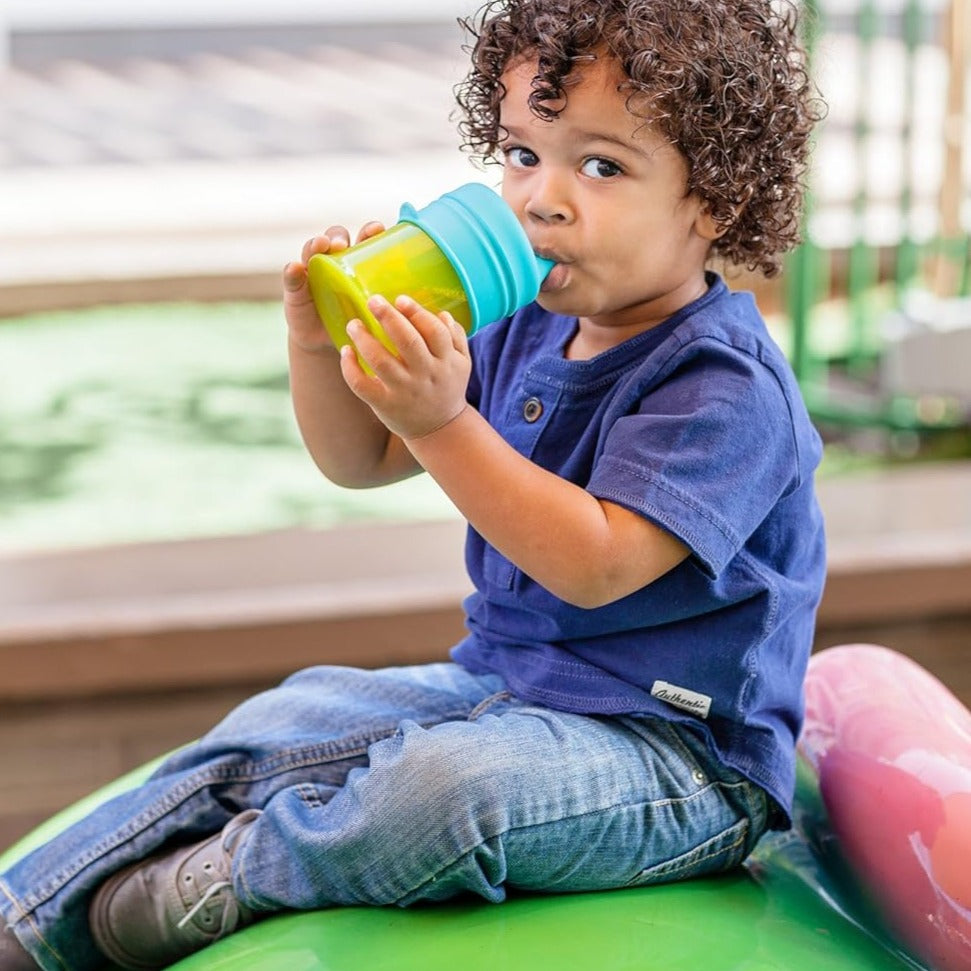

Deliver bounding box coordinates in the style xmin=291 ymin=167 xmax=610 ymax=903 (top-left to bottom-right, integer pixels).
xmin=283 ymin=261 xmax=309 ymax=294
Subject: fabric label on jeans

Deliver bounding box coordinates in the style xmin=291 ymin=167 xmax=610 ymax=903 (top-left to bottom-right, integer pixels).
xmin=651 ymin=680 xmax=712 ymax=719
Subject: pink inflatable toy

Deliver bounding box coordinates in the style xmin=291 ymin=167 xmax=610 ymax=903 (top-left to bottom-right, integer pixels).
xmin=799 ymin=644 xmax=971 ymax=970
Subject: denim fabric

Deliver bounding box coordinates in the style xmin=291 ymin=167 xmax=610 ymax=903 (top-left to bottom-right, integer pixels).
xmin=1 ymin=663 xmax=768 ymax=971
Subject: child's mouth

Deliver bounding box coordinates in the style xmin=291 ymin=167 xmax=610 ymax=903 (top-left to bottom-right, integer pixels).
xmin=540 ymin=262 xmax=569 ymax=293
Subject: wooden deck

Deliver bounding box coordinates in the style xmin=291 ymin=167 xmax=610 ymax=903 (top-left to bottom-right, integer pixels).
xmin=2 ymin=462 xmax=970 ymax=850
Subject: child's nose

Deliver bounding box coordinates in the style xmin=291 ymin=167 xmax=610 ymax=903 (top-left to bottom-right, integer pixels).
xmin=524 ymin=174 xmax=574 ymax=224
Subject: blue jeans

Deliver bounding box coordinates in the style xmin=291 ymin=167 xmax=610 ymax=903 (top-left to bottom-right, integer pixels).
xmin=1 ymin=662 xmax=769 ymax=971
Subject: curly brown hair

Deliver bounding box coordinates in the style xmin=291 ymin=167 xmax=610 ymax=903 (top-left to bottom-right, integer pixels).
xmin=455 ymin=0 xmax=825 ymax=277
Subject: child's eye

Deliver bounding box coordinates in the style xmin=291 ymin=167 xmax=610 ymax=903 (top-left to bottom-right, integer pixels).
xmin=581 ymin=157 xmax=622 ymax=179
xmin=503 ymin=146 xmax=539 ymax=169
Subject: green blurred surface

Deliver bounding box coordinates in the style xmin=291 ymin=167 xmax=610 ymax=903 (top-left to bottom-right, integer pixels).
xmin=0 ymin=302 xmax=457 ymax=554
xmin=173 ymin=873 xmax=909 ymax=971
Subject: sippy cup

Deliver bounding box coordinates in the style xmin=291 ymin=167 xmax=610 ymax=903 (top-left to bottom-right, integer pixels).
xmin=306 ymin=183 xmax=555 ymax=354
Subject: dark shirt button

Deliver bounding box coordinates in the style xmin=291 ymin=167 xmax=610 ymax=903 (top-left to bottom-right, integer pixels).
xmin=523 ymin=397 xmax=543 ymax=422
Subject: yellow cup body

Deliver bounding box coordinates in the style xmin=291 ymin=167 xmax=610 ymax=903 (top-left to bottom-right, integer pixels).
xmin=307 ymin=222 xmax=472 ymax=353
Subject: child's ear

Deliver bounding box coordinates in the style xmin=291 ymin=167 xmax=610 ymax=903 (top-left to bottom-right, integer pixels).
xmin=694 ymin=205 xmax=730 ymax=241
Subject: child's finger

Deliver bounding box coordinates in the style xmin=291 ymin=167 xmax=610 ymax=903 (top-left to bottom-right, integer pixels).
xmin=282 ymin=261 xmax=307 ymax=293
xmin=441 ymin=312 xmax=469 ymax=355
xmin=354 ymin=221 xmax=386 ymax=244
xmin=392 ymin=296 xmax=454 ymax=359
xmin=338 ymin=342 xmax=377 ymax=398
xmin=300 ymin=227 xmax=351 ymax=264
xmin=366 ymin=296 xmax=431 ymax=364
xmin=282 ymin=262 xmax=318 ymax=315
xmin=283 ymin=265 xmax=335 ymax=352
xmin=345 ymin=318 xmax=403 ymax=381
xmin=299 ymin=239 xmax=320 ymax=264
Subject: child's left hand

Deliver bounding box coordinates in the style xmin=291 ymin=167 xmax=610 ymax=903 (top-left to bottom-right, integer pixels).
xmin=339 ymin=294 xmax=472 ymax=441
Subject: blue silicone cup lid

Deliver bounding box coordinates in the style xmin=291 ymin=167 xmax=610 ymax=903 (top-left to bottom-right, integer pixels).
xmin=399 ymin=183 xmax=555 ymax=333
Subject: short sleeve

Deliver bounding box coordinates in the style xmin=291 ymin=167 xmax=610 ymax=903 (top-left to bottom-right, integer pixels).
xmin=587 ymin=340 xmax=799 ymax=577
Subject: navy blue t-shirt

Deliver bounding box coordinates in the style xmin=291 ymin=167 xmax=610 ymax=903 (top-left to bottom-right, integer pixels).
xmin=451 ymin=274 xmax=826 ymax=826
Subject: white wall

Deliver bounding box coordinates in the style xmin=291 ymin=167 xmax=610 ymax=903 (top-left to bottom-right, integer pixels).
xmin=0 ymin=0 xmax=482 ymax=68
xmin=3 ymin=0 xmax=480 ymax=30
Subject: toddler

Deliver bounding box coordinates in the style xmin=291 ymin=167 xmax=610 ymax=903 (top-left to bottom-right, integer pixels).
xmin=0 ymin=2 xmax=826 ymax=969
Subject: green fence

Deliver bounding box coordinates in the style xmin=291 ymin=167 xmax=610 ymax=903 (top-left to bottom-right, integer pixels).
xmin=789 ymin=0 xmax=970 ymax=431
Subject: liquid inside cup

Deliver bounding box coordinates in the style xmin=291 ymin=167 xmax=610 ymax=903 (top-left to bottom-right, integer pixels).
xmin=307 ymin=222 xmax=472 ymax=353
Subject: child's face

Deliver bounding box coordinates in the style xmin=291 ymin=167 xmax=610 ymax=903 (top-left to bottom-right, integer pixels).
xmin=499 ymin=55 xmax=722 ymax=347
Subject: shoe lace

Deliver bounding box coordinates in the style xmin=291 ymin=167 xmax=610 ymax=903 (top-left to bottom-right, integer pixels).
xmin=176 ymin=880 xmax=233 ymax=930
xmin=177 ymin=881 xmax=243 ymax=933
xmin=176 ymin=812 xmax=257 ymax=934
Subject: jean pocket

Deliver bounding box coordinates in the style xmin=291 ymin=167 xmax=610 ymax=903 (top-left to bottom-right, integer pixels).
xmin=626 ymin=815 xmax=751 ymax=888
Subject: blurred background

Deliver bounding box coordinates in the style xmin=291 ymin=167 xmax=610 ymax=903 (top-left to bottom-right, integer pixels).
xmin=1 ymin=0 xmax=970 ymax=846
xmin=1 ymin=0 xmax=484 ymax=553
xmin=2 ymin=0 xmax=971 ymax=553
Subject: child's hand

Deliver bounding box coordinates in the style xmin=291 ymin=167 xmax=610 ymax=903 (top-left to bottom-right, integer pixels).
xmin=283 ymin=222 xmax=384 ymax=353
xmin=340 ymin=294 xmax=471 ymax=441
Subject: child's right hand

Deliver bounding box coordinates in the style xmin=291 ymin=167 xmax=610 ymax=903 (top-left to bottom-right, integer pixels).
xmin=283 ymin=221 xmax=385 ymax=353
